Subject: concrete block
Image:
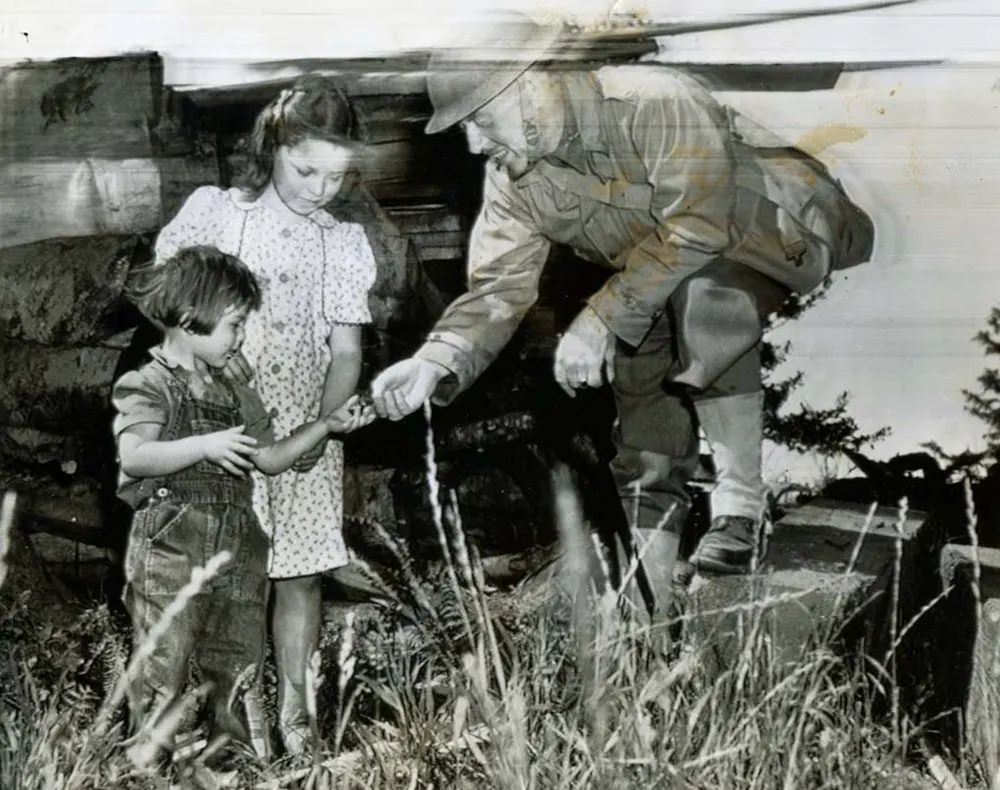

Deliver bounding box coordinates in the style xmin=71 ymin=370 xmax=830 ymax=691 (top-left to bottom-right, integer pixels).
xmin=939 ymin=544 xmax=1000 ymax=773
xmin=686 ymin=498 xmax=932 ymax=666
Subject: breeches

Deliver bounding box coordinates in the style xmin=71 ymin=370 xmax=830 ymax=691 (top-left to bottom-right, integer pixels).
xmin=609 ymin=258 xmax=790 ymax=533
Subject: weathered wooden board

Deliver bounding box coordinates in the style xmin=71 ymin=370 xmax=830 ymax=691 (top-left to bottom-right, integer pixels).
xmin=0 ymin=234 xmax=146 ymax=345
xmin=0 ymin=54 xmax=160 ymax=160
xmin=0 ymin=155 xmax=218 ymax=250
xmin=352 ymin=94 xmax=430 ymax=145
xmin=384 ymin=207 xmax=463 ymax=235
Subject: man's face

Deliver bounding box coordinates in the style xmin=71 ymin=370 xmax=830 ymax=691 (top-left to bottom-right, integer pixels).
xmin=460 ymin=83 xmax=534 ymax=180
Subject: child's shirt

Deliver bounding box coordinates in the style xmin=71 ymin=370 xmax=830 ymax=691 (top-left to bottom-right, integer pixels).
xmin=112 ymin=347 xmax=276 ymax=509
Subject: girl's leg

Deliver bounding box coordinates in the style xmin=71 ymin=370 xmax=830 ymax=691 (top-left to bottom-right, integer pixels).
xmin=272 ymin=573 xmax=322 ymax=754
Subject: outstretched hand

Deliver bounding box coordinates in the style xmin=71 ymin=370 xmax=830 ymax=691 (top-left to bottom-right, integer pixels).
xmin=371 ymin=358 xmax=448 ymax=421
xmin=323 ymin=394 xmax=376 ymax=434
xmin=200 ymin=424 xmax=258 ymax=476
xmin=554 ymin=307 xmax=615 ymax=398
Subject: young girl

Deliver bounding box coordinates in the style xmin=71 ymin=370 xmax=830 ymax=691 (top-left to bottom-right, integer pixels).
xmin=113 ymin=246 xmax=371 ymax=755
xmin=154 ymin=76 xmax=377 ymax=753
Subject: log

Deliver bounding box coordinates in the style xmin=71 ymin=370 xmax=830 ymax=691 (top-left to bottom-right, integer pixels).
xmin=0 ymin=339 xmax=121 ymax=434
xmin=0 ymin=234 xmax=147 ymax=345
xmin=0 ymin=154 xmax=219 ymax=250
xmin=0 ymin=53 xmax=160 ymax=160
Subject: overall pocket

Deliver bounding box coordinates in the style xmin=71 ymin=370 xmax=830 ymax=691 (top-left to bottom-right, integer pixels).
xmin=126 ymin=501 xmax=194 ymax=598
xmin=143 ymin=500 xmax=190 ymax=543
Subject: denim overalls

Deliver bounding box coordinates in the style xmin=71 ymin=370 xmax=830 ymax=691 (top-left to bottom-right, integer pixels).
xmin=122 ymin=359 xmax=269 ymax=747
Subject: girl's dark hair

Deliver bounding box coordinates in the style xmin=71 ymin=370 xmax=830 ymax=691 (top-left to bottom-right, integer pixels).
xmin=232 ymin=74 xmax=361 ymax=198
xmin=127 ymin=246 xmax=262 ymax=335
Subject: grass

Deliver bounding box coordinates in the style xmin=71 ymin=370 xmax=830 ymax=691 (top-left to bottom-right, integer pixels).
xmin=0 ymin=444 xmax=994 ymax=789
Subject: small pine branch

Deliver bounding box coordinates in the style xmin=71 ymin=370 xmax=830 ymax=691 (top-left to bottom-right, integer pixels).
xmin=963 ymin=306 xmax=1000 ymax=460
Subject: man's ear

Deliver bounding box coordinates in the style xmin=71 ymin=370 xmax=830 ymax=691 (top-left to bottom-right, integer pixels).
xmin=178 ymin=311 xmax=194 ymax=333
xmin=518 ymin=71 xmax=560 ymax=150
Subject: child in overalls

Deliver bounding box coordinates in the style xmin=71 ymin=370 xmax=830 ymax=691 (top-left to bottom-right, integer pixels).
xmin=112 ymin=245 xmax=373 ymax=756
xmin=155 ymin=75 xmax=379 ymax=752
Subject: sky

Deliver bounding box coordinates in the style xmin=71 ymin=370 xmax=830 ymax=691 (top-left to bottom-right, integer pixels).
xmin=1 ymin=0 xmax=999 ymax=483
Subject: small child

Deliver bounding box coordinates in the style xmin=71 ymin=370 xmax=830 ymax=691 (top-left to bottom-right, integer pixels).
xmin=112 ymin=245 xmax=372 ymax=755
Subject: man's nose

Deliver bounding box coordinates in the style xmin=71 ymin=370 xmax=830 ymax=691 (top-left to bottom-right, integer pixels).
xmin=464 ymin=122 xmax=485 ymax=154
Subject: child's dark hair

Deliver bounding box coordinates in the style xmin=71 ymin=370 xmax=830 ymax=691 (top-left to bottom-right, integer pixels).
xmin=128 ymin=246 xmax=261 ymax=335
xmin=233 ymin=74 xmax=361 ymax=198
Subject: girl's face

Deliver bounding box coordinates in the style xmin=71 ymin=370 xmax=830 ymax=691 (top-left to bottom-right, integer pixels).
xmin=272 ymin=138 xmax=354 ymax=215
xmin=189 ymin=305 xmax=249 ymax=370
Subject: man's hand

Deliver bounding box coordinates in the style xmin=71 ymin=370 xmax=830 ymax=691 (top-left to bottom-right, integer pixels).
xmin=371 ymin=358 xmax=448 ymax=421
xmin=554 ymin=307 xmax=615 ymax=398
xmin=199 ymin=425 xmax=257 ymax=476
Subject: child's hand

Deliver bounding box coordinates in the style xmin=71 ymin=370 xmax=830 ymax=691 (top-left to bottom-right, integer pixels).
xmin=323 ymin=394 xmax=376 ymax=434
xmin=292 ymin=439 xmax=327 ymax=473
xmin=222 ymin=350 xmax=254 ymax=385
xmin=199 ymin=425 xmax=258 ymax=476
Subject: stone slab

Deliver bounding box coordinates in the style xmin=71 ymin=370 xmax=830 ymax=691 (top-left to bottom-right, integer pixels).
xmin=939 ymin=544 xmax=1000 ymax=771
xmin=686 ymin=498 xmax=931 ymax=666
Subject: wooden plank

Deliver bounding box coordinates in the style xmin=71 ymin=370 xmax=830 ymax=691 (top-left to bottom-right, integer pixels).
xmin=0 ymin=53 xmax=160 ymax=160
xmin=406 ymin=230 xmax=466 ymax=248
xmin=0 ymin=154 xmax=218 ymax=250
xmin=414 ymin=245 xmax=464 ymax=262
xmin=384 ymin=207 xmax=463 ymax=234
xmin=353 ymin=94 xmax=431 ymax=145
xmin=0 ymin=234 xmax=146 ymax=346
xmin=177 ymin=65 xmax=429 ymax=107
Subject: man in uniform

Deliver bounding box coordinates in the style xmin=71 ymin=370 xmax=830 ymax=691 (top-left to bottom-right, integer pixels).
xmin=371 ymin=16 xmax=872 ymax=618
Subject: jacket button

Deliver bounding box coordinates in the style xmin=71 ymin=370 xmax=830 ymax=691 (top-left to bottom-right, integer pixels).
xmin=156 ymin=487 xmax=170 ymax=498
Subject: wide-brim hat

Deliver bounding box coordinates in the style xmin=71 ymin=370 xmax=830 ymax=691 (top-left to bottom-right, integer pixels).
xmin=425 ymin=15 xmax=564 ymax=135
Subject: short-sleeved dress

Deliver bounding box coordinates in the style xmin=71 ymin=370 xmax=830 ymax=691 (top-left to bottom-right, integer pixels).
xmin=155 ymin=185 xmax=377 ymax=578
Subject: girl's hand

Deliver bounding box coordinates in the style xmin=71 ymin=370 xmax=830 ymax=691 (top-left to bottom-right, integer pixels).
xmin=323 ymin=394 xmax=376 ymax=434
xmin=292 ymin=439 xmax=327 ymax=473
xmin=199 ymin=425 xmax=258 ymax=476
xmin=222 ymin=350 xmax=254 ymax=385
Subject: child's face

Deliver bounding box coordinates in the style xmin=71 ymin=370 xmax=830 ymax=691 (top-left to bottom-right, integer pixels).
xmin=272 ymin=138 xmax=354 ymax=215
xmin=189 ymin=306 xmax=249 ymax=370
